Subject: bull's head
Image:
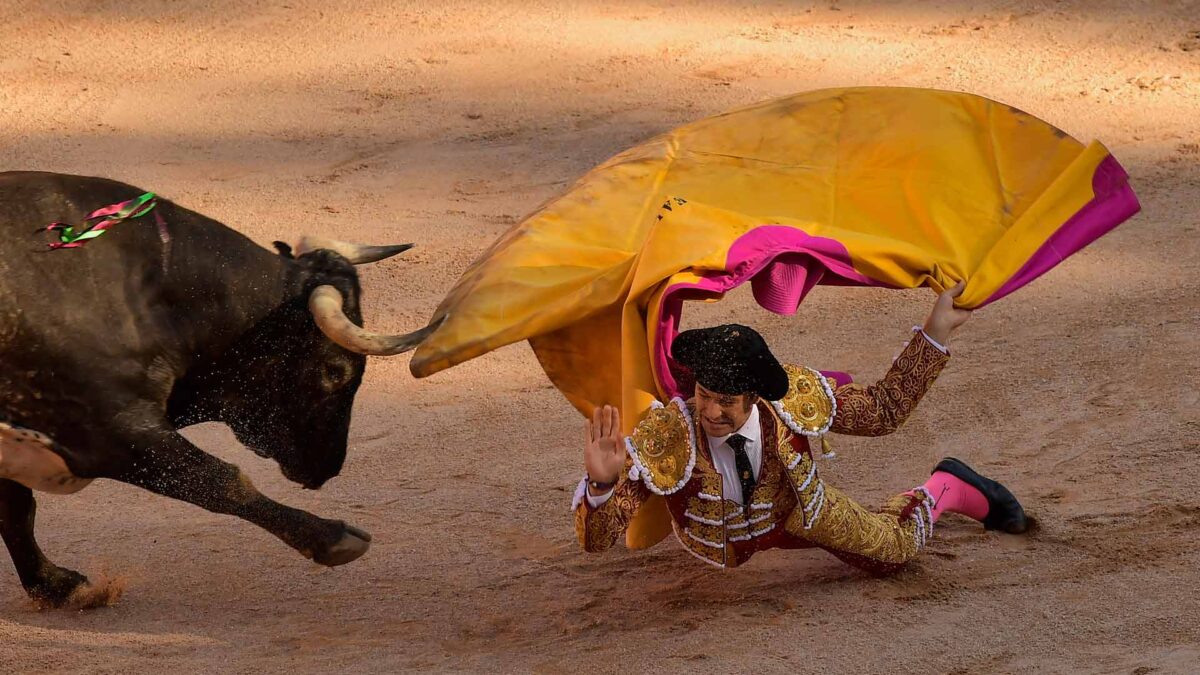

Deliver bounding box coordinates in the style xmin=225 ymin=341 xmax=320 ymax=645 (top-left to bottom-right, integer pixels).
xmin=174 ymin=237 xmax=441 ymax=489
xmin=298 ymin=237 xmax=443 ymax=358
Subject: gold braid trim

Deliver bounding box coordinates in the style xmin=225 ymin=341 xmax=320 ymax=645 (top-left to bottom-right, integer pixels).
xmin=785 ymin=485 xmax=927 ymax=565
xmin=575 ymin=399 xmax=697 ymax=553
xmin=772 ymin=365 xmax=836 ymax=436
xmin=627 ymin=399 xmax=695 ymax=495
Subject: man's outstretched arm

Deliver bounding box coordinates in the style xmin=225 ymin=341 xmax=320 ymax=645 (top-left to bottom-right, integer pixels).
xmin=830 ymin=282 xmax=970 ymax=436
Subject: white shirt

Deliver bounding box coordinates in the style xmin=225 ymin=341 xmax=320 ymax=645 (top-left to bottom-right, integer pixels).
xmin=703 ymin=404 xmax=762 ymax=506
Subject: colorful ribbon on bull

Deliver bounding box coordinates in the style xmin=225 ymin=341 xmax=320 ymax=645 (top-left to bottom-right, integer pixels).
xmin=42 ymin=191 xmax=166 ymax=250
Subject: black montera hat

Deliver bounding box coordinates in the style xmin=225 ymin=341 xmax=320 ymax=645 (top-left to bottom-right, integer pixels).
xmin=671 ymin=324 xmax=789 ymax=401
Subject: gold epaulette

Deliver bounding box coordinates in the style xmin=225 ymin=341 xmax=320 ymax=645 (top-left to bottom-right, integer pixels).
xmin=626 ymin=399 xmax=696 ymax=495
xmin=770 ymin=364 xmax=836 ymax=436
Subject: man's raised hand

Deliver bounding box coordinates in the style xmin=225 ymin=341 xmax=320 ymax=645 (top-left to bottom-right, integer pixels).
xmin=584 ymin=404 xmax=625 ymax=491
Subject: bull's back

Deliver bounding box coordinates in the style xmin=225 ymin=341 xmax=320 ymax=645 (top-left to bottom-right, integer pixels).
xmin=0 ymin=173 xmax=172 ymax=421
xmin=0 ymin=171 xmax=159 ymax=273
xmin=0 ymin=170 xmax=153 ymax=247
xmin=0 ymin=171 xmax=167 ymax=343
xmin=0 ymin=171 xmax=283 ymax=418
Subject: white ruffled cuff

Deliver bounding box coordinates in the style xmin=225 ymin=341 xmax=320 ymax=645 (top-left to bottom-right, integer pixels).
xmin=913 ymin=325 xmax=949 ymax=354
xmin=571 ymin=475 xmax=615 ymax=511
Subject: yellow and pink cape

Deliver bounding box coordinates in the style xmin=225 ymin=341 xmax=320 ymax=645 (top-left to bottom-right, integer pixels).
xmin=410 ymin=87 xmax=1139 ymax=546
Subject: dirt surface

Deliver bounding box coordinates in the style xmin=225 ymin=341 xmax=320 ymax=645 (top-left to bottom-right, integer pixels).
xmin=1 ymin=1 xmax=1198 ymax=673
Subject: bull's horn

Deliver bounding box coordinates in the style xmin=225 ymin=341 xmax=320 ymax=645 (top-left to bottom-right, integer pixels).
xmin=296 ymin=236 xmax=414 ymax=265
xmin=308 ymin=285 xmax=443 ymax=356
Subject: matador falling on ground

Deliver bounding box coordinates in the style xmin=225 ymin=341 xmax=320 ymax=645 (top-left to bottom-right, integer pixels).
xmin=409 ymin=88 xmax=1138 ymax=570
xmin=573 ymin=283 xmax=1029 ymax=572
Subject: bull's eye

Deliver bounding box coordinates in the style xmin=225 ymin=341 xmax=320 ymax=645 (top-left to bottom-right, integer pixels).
xmin=321 ymin=361 xmax=354 ymax=392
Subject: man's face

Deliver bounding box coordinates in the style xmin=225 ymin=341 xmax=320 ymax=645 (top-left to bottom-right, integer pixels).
xmin=694 ymin=383 xmax=755 ymax=437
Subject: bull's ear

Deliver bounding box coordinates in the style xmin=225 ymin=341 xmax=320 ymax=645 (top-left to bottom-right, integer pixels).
xmin=273 ymin=241 xmax=295 ymax=258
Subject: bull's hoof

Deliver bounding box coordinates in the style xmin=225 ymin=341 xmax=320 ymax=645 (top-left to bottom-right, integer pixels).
xmin=27 ymin=566 xmax=89 ymax=608
xmin=312 ymin=523 xmax=372 ymax=567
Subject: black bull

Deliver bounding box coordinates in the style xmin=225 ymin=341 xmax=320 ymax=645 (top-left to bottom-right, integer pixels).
xmin=0 ymin=171 xmax=439 ymax=606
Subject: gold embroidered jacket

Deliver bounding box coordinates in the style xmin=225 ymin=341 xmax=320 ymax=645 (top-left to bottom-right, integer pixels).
xmin=573 ymin=331 xmax=949 ymax=567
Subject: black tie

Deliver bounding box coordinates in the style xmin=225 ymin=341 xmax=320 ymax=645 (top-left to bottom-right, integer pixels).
xmin=726 ymin=433 xmax=756 ymax=507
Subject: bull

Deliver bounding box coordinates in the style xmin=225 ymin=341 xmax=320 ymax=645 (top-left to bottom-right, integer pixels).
xmin=0 ymin=171 xmax=438 ymax=606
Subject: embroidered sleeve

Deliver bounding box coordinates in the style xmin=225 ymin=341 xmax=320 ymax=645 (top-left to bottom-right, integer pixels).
xmin=829 ymin=329 xmax=950 ymax=437
xmin=574 ymin=459 xmax=653 ymax=553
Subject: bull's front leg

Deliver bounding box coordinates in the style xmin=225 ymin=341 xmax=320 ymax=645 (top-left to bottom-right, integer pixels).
xmin=111 ymin=429 xmax=370 ymax=566
xmin=0 ymin=478 xmax=89 ymax=606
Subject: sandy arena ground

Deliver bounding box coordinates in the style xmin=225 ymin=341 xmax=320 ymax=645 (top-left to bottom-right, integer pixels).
xmin=1 ymin=1 xmax=1198 ymax=672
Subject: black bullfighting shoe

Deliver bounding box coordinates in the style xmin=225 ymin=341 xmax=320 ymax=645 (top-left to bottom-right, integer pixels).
xmin=934 ymin=457 xmax=1029 ymax=534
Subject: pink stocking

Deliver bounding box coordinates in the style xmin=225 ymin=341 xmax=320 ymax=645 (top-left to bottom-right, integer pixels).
xmin=911 ymin=471 xmax=989 ymax=523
